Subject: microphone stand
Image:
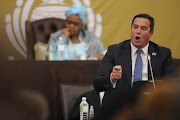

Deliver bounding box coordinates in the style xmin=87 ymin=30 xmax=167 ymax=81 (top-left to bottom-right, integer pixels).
xmin=148 ymin=55 xmax=156 ymax=92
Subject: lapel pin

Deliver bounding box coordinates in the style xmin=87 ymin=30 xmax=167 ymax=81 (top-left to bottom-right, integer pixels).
xmin=152 ymin=52 xmax=157 ymax=56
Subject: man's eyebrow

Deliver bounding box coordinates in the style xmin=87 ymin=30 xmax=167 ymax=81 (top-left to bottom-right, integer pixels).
xmin=141 ymin=26 xmax=148 ymax=28
xmin=133 ymin=24 xmax=138 ymax=26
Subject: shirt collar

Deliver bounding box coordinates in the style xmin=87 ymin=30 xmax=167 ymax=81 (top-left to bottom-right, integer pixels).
xmin=130 ymin=42 xmax=149 ymax=55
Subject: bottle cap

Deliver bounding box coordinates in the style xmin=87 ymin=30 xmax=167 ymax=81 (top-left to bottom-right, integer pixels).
xmin=59 ymin=36 xmax=63 ymax=40
xmin=49 ymin=45 xmax=53 ymax=49
xmin=82 ymin=97 xmax=86 ymax=101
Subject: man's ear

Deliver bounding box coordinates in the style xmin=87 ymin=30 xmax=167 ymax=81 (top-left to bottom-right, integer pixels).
xmin=150 ymin=30 xmax=154 ymax=38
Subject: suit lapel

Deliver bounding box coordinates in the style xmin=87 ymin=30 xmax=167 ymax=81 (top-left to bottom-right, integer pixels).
xmin=122 ymin=41 xmax=132 ymax=84
xmin=148 ymin=42 xmax=158 ymax=80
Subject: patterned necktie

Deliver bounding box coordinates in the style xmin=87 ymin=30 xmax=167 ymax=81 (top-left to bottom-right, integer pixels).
xmin=134 ymin=49 xmax=143 ymax=82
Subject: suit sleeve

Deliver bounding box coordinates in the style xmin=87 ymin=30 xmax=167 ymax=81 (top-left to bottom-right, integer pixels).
xmin=162 ymin=48 xmax=177 ymax=78
xmin=93 ymin=45 xmax=115 ymax=92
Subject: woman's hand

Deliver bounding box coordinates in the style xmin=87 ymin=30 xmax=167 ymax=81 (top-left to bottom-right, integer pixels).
xmin=62 ymin=28 xmax=71 ymax=38
xmin=91 ymin=54 xmax=104 ymax=60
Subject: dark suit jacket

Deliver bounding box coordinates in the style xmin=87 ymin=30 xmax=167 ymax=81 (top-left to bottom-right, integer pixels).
xmin=94 ymin=40 xmax=177 ymax=92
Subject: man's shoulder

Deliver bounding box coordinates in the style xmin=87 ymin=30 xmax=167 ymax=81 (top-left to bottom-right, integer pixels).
xmin=149 ymin=41 xmax=170 ymax=51
xmin=149 ymin=41 xmax=172 ymax=58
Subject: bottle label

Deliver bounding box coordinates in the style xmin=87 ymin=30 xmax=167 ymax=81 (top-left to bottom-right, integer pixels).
xmin=48 ymin=53 xmax=54 ymax=60
xmin=83 ymin=106 xmax=88 ymax=112
xmin=83 ymin=112 xmax=88 ymax=119
xmin=58 ymin=45 xmax=65 ymax=51
xmin=64 ymin=45 xmax=69 ymax=60
xmin=80 ymin=106 xmax=83 ymax=112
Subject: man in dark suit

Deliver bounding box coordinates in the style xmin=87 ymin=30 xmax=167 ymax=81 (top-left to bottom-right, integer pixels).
xmin=93 ymin=13 xmax=177 ymax=92
xmin=93 ymin=13 xmax=177 ymax=120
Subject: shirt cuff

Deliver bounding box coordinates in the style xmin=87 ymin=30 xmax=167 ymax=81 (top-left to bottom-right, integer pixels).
xmin=110 ymin=73 xmax=117 ymax=88
xmin=99 ymin=91 xmax=105 ymax=106
xmin=102 ymin=50 xmax=107 ymax=55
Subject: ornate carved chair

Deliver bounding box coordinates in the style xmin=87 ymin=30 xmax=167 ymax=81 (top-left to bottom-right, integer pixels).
xmin=25 ymin=18 xmax=65 ymax=60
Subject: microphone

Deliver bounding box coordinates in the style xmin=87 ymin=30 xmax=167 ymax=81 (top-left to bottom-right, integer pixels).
xmin=147 ymin=54 xmax=156 ymax=91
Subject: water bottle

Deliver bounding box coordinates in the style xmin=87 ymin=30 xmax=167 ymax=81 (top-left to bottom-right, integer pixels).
xmin=62 ymin=36 xmax=69 ymax=60
xmin=68 ymin=45 xmax=77 ymax=60
xmin=57 ymin=36 xmax=65 ymax=60
xmin=80 ymin=97 xmax=89 ymax=120
xmin=89 ymin=105 xmax=94 ymax=120
xmin=48 ymin=44 xmax=54 ymax=60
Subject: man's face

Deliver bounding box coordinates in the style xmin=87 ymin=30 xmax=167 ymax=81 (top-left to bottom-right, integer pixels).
xmin=65 ymin=15 xmax=82 ymax=36
xmin=131 ymin=17 xmax=154 ymax=49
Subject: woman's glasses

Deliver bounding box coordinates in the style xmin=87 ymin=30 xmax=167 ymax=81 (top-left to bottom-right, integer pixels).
xmin=65 ymin=20 xmax=81 ymax=26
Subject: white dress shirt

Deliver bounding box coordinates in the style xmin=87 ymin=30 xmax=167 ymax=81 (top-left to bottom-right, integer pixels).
xmin=111 ymin=42 xmax=149 ymax=88
xmin=131 ymin=42 xmax=149 ymax=84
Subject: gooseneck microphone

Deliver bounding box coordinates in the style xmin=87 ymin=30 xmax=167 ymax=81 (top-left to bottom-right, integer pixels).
xmin=147 ymin=54 xmax=156 ymax=91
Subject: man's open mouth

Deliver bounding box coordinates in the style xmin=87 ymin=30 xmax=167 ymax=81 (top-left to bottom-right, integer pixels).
xmin=135 ymin=36 xmax=140 ymax=40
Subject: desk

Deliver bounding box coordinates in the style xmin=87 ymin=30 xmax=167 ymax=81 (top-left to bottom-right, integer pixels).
xmin=0 ymin=59 xmax=180 ymax=120
xmin=0 ymin=60 xmax=101 ymax=120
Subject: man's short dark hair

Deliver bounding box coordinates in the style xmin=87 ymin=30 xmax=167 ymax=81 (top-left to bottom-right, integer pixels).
xmin=131 ymin=14 xmax=154 ymax=32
